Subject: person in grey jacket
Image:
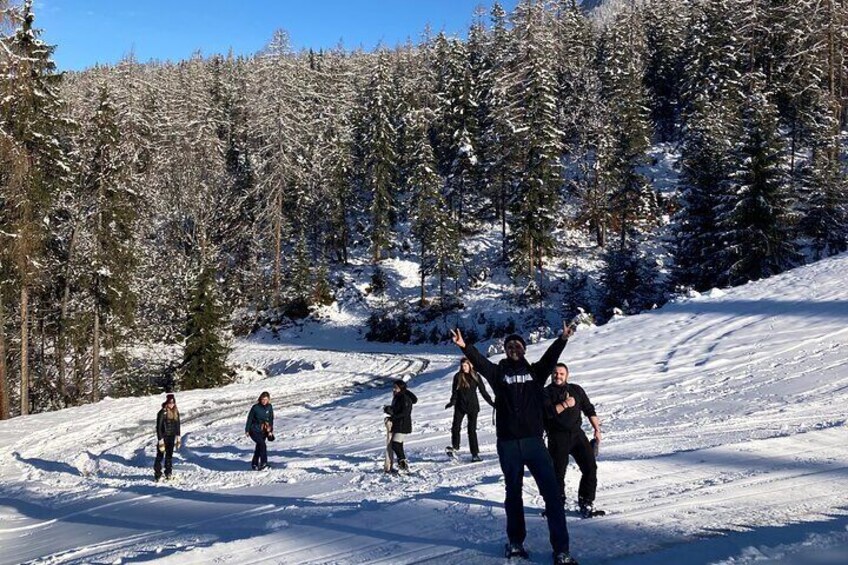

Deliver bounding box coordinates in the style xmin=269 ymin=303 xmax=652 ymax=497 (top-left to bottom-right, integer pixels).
xmin=445 ymin=357 xmax=495 ymax=461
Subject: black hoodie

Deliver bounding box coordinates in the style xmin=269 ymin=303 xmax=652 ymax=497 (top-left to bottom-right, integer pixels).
xmin=386 ymin=389 xmax=418 ymax=434
xmin=462 ymin=337 xmax=568 ymax=440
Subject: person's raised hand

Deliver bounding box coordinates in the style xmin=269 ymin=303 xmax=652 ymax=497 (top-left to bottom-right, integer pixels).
xmin=562 ymin=319 xmax=576 ymax=340
xmin=450 ymin=328 xmax=466 ymax=349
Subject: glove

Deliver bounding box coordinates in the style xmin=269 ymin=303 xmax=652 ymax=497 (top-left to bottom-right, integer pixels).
xmin=383 ymin=405 xmax=391 ymax=415
xmin=444 ymin=402 xmax=453 ymax=410
xmin=158 ymin=440 xmax=165 ymax=453
xmin=175 ymin=437 xmax=181 ymax=450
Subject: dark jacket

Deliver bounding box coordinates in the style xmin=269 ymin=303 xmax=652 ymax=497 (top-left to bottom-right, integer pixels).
xmin=156 ymin=408 xmax=181 ymax=440
xmin=448 ymin=371 xmax=494 ymax=414
xmin=385 ymin=389 xmax=418 ymax=434
xmin=544 ymin=382 xmax=597 ymax=435
xmin=462 ymin=337 xmax=568 ymax=440
xmin=245 ymin=403 xmax=274 ymax=434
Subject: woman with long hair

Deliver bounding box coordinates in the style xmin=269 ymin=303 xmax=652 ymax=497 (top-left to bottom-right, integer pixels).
xmin=445 ymin=357 xmax=494 ymax=462
xmin=245 ymin=391 xmax=274 ymax=470
xmin=154 ymin=393 xmax=181 ymax=481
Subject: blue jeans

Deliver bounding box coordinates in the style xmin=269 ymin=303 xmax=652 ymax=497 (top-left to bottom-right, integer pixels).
xmin=497 ymin=437 xmax=569 ymax=553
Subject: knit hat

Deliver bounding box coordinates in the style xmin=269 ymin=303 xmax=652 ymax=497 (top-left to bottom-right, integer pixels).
xmin=504 ymin=334 xmax=527 ymax=349
xmin=166 ymin=393 xmax=176 ymax=403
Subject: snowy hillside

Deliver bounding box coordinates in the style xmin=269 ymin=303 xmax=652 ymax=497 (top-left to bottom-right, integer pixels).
xmin=1 ymin=254 xmax=848 ymax=564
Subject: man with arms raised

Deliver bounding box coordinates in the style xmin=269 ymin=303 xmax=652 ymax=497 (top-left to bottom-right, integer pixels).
xmin=451 ymin=321 xmax=578 ymax=565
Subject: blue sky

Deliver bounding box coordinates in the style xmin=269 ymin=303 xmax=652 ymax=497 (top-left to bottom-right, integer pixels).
xmin=33 ymin=0 xmax=520 ymax=71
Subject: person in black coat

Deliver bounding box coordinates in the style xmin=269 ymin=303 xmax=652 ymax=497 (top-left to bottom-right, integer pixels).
xmin=445 ymin=357 xmax=495 ymax=461
xmin=383 ymin=379 xmax=418 ymax=472
xmin=451 ymin=321 xmax=576 ymax=563
xmin=245 ymin=391 xmax=274 ymax=470
xmin=154 ymin=393 xmax=181 ymax=481
xmin=544 ymin=363 xmax=601 ymax=517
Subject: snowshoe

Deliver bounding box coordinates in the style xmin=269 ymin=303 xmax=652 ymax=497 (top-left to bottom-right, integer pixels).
xmin=471 ymin=455 xmax=482 ymax=462
xmin=398 ymin=459 xmax=410 ymax=472
xmin=446 ymin=446 xmax=457 ymax=459
xmin=505 ymin=542 xmax=529 ymax=559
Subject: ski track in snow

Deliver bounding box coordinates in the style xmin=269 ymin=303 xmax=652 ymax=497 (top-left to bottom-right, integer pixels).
xmin=2 ymin=255 xmax=848 ymax=564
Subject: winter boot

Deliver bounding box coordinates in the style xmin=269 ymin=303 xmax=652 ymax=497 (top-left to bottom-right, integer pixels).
xmin=505 ymin=542 xmax=529 ymax=559
xmin=398 ymin=459 xmax=409 ymax=472
xmin=553 ymin=551 xmax=579 ymax=564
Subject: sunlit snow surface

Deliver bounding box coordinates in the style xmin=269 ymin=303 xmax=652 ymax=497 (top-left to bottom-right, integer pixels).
xmin=1 ymin=255 xmax=847 ymax=564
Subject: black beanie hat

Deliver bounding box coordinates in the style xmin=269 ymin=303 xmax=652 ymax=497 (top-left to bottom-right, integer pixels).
xmin=504 ymin=334 xmax=527 ymax=349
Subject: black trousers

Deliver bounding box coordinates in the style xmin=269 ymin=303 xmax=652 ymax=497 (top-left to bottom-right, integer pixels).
xmin=450 ymin=409 xmax=480 ymax=456
xmin=547 ymin=430 xmax=597 ymax=504
xmin=250 ymin=429 xmax=268 ymax=467
xmin=154 ymin=435 xmax=176 ymax=478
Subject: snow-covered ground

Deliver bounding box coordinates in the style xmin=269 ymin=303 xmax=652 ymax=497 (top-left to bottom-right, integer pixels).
xmin=2 ymin=254 xmax=848 ymax=564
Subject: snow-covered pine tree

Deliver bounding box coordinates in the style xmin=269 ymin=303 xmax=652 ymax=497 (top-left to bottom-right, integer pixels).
xmin=502 ymin=0 xmax=564 ymax=277
xmin=408 ymin=111 xmax=460 ymax=304
xmin=208 ymin=54 xmax=259 ymax=306
xmin=553 ymin=0 xmax=595 ymax=148
xmin=78 ymin=84 xmax=139 ymax=402
xmin=673 ymin=92 xmax=734 ymax=291
xmin=600 ymin=236 xmax=661 ymax=322
xmin=718 ymin=74 xmax=800 ymax=286
xmin=0 ymin=0 xmax=71 ymax=415
xmin=180 ymin=266 xmax=231 ymax=390
xmin=596 ymin=5 xmax=656 ymax=249
xmin=359 ymin=51 xmax=399 ymax=263
xmin=642 ymin=0 xmax=689 ymax=141
xmin=249 ymin=30 xmax=303 ymax=306
xmin=480 ymin=1 xmax=518 ymax=260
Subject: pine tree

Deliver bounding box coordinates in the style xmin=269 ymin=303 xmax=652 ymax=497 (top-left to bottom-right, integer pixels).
xmin=408 ymin=112 xmax=460 ymax=304
xmin=718 ymin=75 xmax=799 ymax=286
xmin=673 ymin=93 xmax=734 ymax=290
xmin=0 ymin=0 xmax=70 ymax=415
xmin=600 ymin=238 xmax=660 ymax=321
xmin=359 ymin=52 xmax=399 ymax=263
xmin=642 ymin=0 xmax=689 ymax=141
xmin=503 ymin=0 xmax=564 ymax=276
xmin=596 ymin=6 xmax=657 ymax=249
xmin=79 ymin=84 xmax=139 ymax=402
xmin=180 ymin=266 xmax=231 ymax=390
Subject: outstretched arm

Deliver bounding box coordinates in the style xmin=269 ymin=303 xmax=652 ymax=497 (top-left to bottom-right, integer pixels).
xmin=533 ymin=320 xmax=574 ymax=381
xmin=451 ymin=329 xmax=498 ymax=385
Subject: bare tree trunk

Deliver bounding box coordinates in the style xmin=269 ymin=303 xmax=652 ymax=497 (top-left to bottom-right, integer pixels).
xmin=500 ymin=174 xmax=507 ymax=262
xmin=57 ymin=223 xmax=78 ymax=402
xmin=273 ymin=190 xmax=283 ymax=306
xmin=92 ymin=303 xmax=100 ymax=402
xmin=20 ymin=284 xmax=29 ymax=416
xmin=0 ymin=288 xmax=9 ymax=419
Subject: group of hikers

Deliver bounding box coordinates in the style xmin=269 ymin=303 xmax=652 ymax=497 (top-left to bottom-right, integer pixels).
xmin=152 ymin=320 xmax=597 ymax=564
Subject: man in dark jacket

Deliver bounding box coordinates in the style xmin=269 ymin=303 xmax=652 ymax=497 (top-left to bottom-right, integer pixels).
xmin=544 ymin=363 xmax=601 ymax=518
xmin=451 ymin=322 xmax=577 ymax=564
xmin=383 ymin=380 xmax=418 ymax=472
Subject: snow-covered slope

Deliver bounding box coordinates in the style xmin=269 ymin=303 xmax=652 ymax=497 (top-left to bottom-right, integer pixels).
xmin=1 ymin=255 xmax=848 ymax=564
